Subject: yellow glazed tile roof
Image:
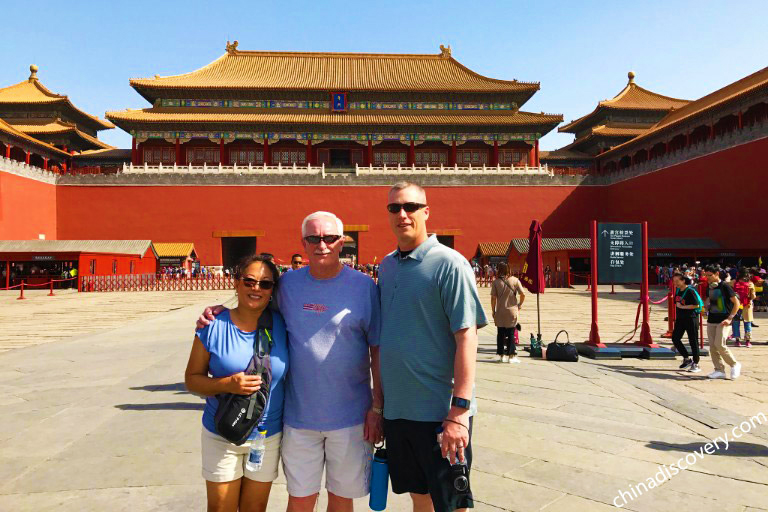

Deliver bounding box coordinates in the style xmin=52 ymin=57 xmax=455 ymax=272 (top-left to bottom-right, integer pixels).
xmin=0 ymin=118 xmax=70 ymax=157
xmin=560 ymin=72 xmax=689 ymax=133
xmin=152 ymin=242 xmax=196 ymax=258
xmin=599 ymin=65 xmax=768 ymax=158
xmin=106 ymin=108 xmax=563 ymax=127
xmin=476 ymin=242 xmax=511 ymax=258
xmin=130 ymin=47 xmax=540 ymax=94
xmin=8 ymin=119 xmax=113 ymax=149
xmin=0 ymin=66 xmax=114 ymax=130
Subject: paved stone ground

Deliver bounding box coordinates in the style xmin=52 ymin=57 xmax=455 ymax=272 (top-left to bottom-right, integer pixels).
xmin=0 ymin=285 xmax=767 ymax=511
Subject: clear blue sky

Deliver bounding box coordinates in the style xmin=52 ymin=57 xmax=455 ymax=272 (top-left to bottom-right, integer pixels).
xmin=2 ymin=0 xmax=766 ymax=150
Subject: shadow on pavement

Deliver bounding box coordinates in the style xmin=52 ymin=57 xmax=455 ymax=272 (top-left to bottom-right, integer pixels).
xmin=130 ymin=382 xmax=189 ymax=394
xmin=115 ymin=402 xmax=204 ymax=411
xmin=645 ymin=440 xmax=768 ymax=457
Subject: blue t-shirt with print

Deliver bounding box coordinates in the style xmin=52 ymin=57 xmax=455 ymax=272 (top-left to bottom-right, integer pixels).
xmin=195 ymin=309 xmax=288 ymax=439
xmin=278 ymin=265 xmax=381 ymax=431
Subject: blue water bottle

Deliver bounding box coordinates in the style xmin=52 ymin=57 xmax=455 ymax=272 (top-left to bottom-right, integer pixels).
xmin=369 ymin=445 xmax=389 ymax=511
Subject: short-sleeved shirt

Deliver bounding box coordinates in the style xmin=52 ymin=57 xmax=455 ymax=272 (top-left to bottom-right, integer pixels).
xmin=278 ymin=265 xmax=380 ymax=431
xmin=378 ymin=235 xmax=488 ymax=422
xmin=675 ymin=286 xmax=701 ymax=320
xmin=195 ymin=309 xmax=289 ymax=439
xmin=707 ymin=281 xmax=737 ymax=324
xmin=490 ymin=276 xmax=525 ymax=328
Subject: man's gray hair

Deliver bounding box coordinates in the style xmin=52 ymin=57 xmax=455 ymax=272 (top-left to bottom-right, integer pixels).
xmin=301 ymin=211 xmax=344 ymax=237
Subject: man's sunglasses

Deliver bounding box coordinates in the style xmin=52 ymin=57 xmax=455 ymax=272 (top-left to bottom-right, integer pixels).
xmin=387 ymin=202 xmax=427 ymax=214
xmin=241 ymin=278 xmax=274 ymax=290
xmin=304 ymin=235 xmax=342 ymax=245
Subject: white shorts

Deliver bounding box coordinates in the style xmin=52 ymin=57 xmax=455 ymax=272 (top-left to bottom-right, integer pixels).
xmin=281 ymin=424 xmax=372 ymax=498
xmin=201 ymin=427 xmax=282 ymax=483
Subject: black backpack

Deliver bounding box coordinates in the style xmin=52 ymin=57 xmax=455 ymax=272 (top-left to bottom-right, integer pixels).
xmin=214 ymin=309 xmax=274 ymax=445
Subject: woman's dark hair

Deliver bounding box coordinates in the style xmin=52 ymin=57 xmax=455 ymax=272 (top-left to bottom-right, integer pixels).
xmin=497 ymin=262 xmax=509 ymax=278
xmin=738 ymin=268 xmax=751 ymax=281
xmin=234 ymin=253 xmax=280 ymax=291
xmin=673 ymin=272 xmax=692 ymax=286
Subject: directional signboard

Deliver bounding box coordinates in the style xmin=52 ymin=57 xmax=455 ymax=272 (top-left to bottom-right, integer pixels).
xmin=597 ymin=222 xmax=642 ymax=284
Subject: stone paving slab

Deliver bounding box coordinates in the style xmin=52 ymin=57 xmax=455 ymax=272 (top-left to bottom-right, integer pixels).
xmin=0 ymin=286 xmax=767 ymax=511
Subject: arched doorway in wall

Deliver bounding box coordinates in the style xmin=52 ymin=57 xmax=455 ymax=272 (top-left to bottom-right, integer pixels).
xmin=214 ymin=230 xmax=264 ymax=270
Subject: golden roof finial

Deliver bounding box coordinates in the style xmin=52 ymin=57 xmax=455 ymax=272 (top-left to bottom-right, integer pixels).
xmin=29 ymin=64 xmax=39 ymax=82
xmin=628 ymin=71 xmax=636 ymax=84
xmin=439 ymin=44 xmax=451 ymax=58
xmin=226 ymin=40 xmax=239 ymax=54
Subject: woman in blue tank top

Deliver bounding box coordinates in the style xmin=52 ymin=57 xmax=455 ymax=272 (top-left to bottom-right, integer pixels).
xmin=185 ymin=254 xmax=288 ymax=512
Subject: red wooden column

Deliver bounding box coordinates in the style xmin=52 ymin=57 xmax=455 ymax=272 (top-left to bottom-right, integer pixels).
xmin=709 ymin=124 xmax=715 ymax=140
xmin=685 ymin=133 xmax=691 ymax=147
xmin=527 ymin=144 xmax=535 ymax=167
xmin=367 ymin=140 xmax=373 ymax=166
xmin=534 ymin=139 xmax=540 ymax=167
xmin=131 ymin=138 xmax=137 ymax=165
xmin=407 ymin=140 xmax=415 ymax=166
xmin=219 ymin=139 xmax=225 ymax=165
xmin=5 ymin=261 xmax=9 ymax=289
xmin=175 ymin=138 xmax=181 ymax=165
xmin=450 ymin=140 xmax=457 ymax=166
xmin=43 ymin=157 xmax=48 ymax=170
xmin=492 ymin=141 xmax=499 ymax=166
xmin=25 ymin=151 xmax=30 ymax=164
xmin=738 ymin=111 xmax=743 ymax=130
xmin=4 ymin=144 xmax=10 ymax=159
xmin=306 ymin=139 xmax=313 ymax=165
xmin=263 ymin=137 xmax=270 ymax=165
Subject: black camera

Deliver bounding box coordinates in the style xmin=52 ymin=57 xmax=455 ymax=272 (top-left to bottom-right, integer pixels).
xmin=451 ymin=463 xmax=470 ymax=494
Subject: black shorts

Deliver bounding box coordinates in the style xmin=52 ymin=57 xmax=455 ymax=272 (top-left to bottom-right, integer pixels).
xmin=383 ymin=417 xmax=474 ymax=512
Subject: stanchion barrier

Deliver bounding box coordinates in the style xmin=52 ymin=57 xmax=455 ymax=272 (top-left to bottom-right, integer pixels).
xmin=662 ymin=280 xmax=676 ymax=338
xmin=17 ymin=281 xmax=25 ymax=300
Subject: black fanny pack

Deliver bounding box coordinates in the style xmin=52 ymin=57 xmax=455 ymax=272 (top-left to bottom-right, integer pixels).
xmin=214 ymin=310 xmax=274 ymax=445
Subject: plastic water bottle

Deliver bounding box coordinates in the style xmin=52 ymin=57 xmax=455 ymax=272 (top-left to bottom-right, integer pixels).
xmin=369 ymin=446 xmax=389 ymax=511
xmin=245 ymin=429 xmax=267 ymax=472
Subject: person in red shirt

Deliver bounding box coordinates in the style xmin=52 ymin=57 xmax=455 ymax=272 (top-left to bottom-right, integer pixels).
xmin=732 ymin=270 xmax=756 ymax=347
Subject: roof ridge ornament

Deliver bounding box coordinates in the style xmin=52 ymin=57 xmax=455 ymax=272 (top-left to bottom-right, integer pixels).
xmin=226 ymin=40 xmax=239 ymax=55
xmin=29 ymin=64 xmax=39 ymax=82
xmin=628 ymin=71 xmax=636 ymax=84
xmin=439 ymin=44 xmax=451 ymax=58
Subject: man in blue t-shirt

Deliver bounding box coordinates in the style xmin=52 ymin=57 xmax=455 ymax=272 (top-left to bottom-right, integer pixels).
xmin=379 ymin=182 xmax=487 ymax=512
xmin=198 ymin=211 xmax=382 ymax=512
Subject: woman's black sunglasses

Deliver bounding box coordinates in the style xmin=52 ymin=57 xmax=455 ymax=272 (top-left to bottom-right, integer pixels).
xmin=387 ymin=202 xmax=427 ymax=214
xmin=241 ymin=278 xmax=274 ymax=290
xmin=303 ymin=235 xmax=342 ymax=245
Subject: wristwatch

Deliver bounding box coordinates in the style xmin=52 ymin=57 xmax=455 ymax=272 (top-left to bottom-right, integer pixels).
xmin=451 ymin=397 xmax=471 ymax=410
xmin=372 ymin=406 xmax=383 ymax=415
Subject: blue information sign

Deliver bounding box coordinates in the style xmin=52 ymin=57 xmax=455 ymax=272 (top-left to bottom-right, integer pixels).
xmin=597 ymin=222 xmax=642 ymax=284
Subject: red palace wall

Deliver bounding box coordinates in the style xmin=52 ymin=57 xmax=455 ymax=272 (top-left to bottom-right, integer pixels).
xmin=5 ymin=137 xmax=765 ymax=265
xmin=599 ymin=137 xmax=767 ymax=249
xmin=0 ymin=172 xmax=57 ymax=240
xmin=55 ymin=185 xmax=597 ymax=265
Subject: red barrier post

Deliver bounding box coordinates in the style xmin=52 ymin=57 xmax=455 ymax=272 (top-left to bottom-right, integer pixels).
xmin=48 ymin=280 xmax=55 ymax=296
xmin=610 ymin=282 xmax=616 ymax=295
xmin=586 ymin=274 xmax=591 ymax=291
xmin=586 ymin=220 xmax=605 ymax=346
xmin=17 ymin=281 xmax=25 ymax=300
xmin=638 ymin=221 xmax=659 ymax=347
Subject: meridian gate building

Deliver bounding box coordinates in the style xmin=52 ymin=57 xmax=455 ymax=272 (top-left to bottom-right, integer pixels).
xmin=1 ymin=44 xmax=766 ymax=270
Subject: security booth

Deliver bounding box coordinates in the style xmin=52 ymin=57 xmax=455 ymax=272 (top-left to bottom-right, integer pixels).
xmin=0 ymin=240 xmax=157 ymax=290
xmin=152 ymin=243 xmax=198 ymax=273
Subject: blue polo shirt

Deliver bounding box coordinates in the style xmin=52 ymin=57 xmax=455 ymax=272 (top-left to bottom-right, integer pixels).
xmin=378 ymin=235 xmax=487 ymax=422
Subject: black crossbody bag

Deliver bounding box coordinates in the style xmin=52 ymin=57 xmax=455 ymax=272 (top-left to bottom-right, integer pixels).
xmin=214 ymin=309 xmax=274 ymax=445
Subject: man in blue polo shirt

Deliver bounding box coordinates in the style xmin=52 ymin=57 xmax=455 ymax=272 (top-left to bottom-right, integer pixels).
xmin=378 ymin=182 xmax=487 ymax=512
